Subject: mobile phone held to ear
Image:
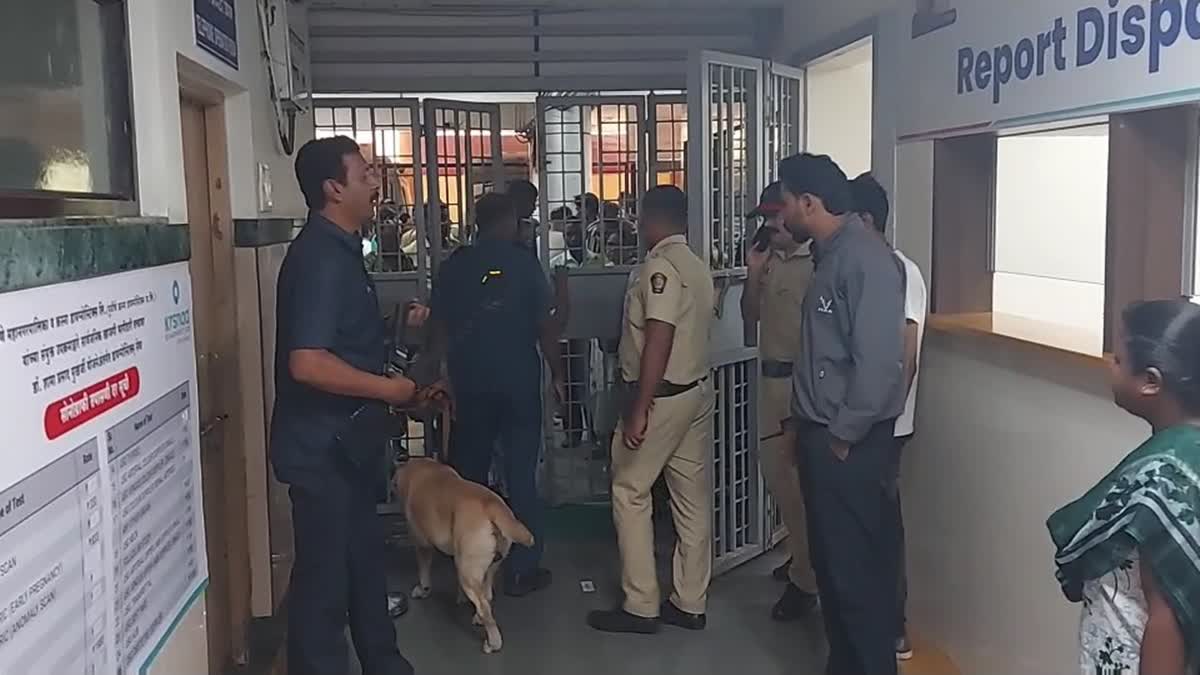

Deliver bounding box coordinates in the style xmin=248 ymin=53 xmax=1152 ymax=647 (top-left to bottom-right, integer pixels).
xmin=752 ymin=225 xmax=773 ymax=252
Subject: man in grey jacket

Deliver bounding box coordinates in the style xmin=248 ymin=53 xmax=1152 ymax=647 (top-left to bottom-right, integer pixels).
xmin=778 ymin=153 xmax=906 ymax=675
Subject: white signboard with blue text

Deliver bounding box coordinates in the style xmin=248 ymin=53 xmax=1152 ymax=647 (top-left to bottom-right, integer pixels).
xmin=899 ymin=0 xmax=1200 ymax=140
xmin=0 ymin=263 xmax=208 ymax=675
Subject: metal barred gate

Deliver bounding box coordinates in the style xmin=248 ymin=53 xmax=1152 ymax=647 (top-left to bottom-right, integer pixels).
xmin=535 ymin=95 xmax=648 ymax=505
xmin=763 ymin=62 xmax=806 ymax=543
xmin=422 ymin=99 xmax=505 ymax=272
xmin=688 ymin=51 xmax=807 ymax=574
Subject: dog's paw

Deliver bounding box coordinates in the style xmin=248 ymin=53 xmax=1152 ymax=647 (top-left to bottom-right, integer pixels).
xmin=411 ymin=584 xmax=432 ymax=599
xmin=482 ymin=638 xmax=502 ymax=654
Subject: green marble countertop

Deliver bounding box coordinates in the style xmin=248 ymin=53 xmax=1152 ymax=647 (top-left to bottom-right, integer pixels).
xmin=0 ymin=218 xmax=188 ymax=293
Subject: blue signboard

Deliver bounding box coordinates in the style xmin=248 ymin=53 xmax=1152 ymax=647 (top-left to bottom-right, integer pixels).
xmin=194 ymin=0 xmax=239 ymax=70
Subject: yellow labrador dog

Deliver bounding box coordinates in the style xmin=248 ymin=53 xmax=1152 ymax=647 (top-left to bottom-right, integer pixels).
xmin=393 ymin=458 xmax=534 ymax=654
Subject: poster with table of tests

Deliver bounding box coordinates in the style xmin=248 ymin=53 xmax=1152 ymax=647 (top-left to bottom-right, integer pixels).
xmin=0 ymin=262 xmax=208 ymax=675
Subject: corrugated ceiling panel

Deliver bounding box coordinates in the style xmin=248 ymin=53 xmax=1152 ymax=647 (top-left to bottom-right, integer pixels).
xmin=313 ymin=11 xmax=532 ymax=27
xmin=312 ymin=37 xmax=534 ymax=52
xmin=536 ymin=35 xmax=754 ymax=52
xmin=308 ymin=5 xmax=767 ymax=93
xmin=314 ymin=62 xmax=535 ymax=79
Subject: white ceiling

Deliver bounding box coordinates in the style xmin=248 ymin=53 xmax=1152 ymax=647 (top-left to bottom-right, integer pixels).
xmin=305 ymin=1 xmax=783 ymax=94
xmin=807 ymin=36 xmax=873 ymax=74
xmin=309 ymin=0 xmax=785 ymax=8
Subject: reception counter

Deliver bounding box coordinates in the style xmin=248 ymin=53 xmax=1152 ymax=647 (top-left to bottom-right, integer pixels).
xmin=902 ymin=320 xmax=1143 ymax=675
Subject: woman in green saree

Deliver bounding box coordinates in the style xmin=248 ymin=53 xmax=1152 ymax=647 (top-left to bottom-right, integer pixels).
xmin=1048 ymin=299 xmax=1200 ymax=674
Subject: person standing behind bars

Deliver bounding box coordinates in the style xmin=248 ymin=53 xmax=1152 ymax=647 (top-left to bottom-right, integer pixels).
xmin=779 ymin=153 xmax=906 ymax=675
xmin=508 ymin=179 xmax=541 ymax=253
xmin=430 ymin=192 xmax=566 ymax=597
xmin=587 ymin=185 xmax=716 ymax=635
xmin=741 ymin=181 xmax=821 ymax=622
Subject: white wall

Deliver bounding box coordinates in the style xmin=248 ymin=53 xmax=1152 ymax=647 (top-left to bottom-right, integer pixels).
xmin=127 ymin=0 xmax=308 ymax=223
xmin=805 ymin=42 xmax=874 ymax=179
xmin=992 ymin=126 xmax=1109 ymax=340
xmin=893 ymin=140 xmax=933 ymax=266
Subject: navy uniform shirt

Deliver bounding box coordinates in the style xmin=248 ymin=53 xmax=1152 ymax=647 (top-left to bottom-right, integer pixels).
xmin=790 ymin=215 xmax=907 ymax=444
xmin=431 ymin=237 xmax=550 ymax=397
xmin=270 ymin=213 xmax=387 ymax=484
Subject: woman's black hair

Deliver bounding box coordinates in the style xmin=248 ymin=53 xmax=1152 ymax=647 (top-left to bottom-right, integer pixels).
xmin=1122 ymin=299 xmax=1200 ymax=412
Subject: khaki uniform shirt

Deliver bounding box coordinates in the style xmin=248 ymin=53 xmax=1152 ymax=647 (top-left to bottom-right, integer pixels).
xmin=758 ymin=245 xmax=813 ymax=363
xmin=619 ymin=234 xmax=714 ymax=385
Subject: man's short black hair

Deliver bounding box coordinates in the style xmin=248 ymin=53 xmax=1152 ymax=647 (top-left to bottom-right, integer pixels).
xmin=295 ymin=136 xmax=360 ymax=210
xmin=778 ymin=153 xmax=852 ymax=215
xmin=576 ymin=193 xmax=601 ymax=216
xmin=850 ymin=173 xmax=890 ymax=233
xmin=507 ymin=179 xmax=538 ymax=204
xmin=641 ymin=185 xmax=688 ymax=229
xmin=474 ymin=192 xmax=516 ymax=233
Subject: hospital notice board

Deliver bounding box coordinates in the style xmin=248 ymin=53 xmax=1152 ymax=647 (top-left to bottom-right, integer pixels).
xmin=0 ymin=262 xmax=208 ymax=675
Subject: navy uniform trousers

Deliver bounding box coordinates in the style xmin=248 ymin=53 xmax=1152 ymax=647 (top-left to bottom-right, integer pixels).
xmin=449 ymin=385 xmax=545 ymax=577
xmin=286 ymin=461 xmax=412 ymax=675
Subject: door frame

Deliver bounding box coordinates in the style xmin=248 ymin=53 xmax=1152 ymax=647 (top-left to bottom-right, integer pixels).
xmin=179 ymin=77 xmax=253 ymax=673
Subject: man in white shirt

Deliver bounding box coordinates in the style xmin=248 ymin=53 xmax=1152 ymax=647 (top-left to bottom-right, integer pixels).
xmin=850 ymin=173 xmax=928 ymax=663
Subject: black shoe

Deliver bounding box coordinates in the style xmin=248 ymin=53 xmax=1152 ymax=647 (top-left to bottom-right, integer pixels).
xmin=587 ymin=609 xmax=660 ymax=634
xmin=771 ymin=584 xmax=819 ymax=622
xmin=387 ymin=592 xmax=409 ymax=619
xmin=896 ymin=634 xmax=914 ymax=661
xmin=772 ymin=558 xmax=793 ymax=582
xmin=505 ymin=568 xmax=552 ymax=597
xmin=660 ymin=601 xmax=706 ymax=630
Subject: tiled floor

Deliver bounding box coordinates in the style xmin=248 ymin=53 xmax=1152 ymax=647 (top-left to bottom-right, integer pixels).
xmin=362 ymin=506 xmax=958 ymax=675
xmin=385 ymin=531 xmax=827 ymax=675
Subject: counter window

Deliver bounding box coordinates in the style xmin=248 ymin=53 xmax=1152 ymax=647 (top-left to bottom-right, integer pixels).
xmin=0 ymin=0 xmax=135 ymax=212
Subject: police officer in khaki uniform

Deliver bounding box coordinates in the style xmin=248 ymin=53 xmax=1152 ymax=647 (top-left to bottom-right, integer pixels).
xmin=741 ymin=182 xmax=820 ymax=622
xmin=587 ymin=185 xmax=715 ymax=635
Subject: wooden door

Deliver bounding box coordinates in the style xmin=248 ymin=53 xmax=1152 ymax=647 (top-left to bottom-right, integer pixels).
xmin=180 ymin=97 xmax=252 ymax=672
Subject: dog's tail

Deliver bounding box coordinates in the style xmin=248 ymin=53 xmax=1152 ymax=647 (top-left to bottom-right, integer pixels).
xmin=486 ymin=501 xmax=535 ymax=548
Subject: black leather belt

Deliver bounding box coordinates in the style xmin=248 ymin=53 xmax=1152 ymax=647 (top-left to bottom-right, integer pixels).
xmin=761 ymin=360 xmax=794 ymax=378
xmin=621 ymin=378 xmax=705 ymax=398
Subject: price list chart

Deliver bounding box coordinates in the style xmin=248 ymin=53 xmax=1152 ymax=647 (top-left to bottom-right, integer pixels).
xmin=0 ymin=439 xmax=110 ymax=674
xmin=108 ymin=384 xmax=200 ymax=674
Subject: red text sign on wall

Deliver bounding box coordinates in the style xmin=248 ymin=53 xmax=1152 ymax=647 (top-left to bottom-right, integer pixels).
xmin=43 ymin=367 xmax=141 ymax=441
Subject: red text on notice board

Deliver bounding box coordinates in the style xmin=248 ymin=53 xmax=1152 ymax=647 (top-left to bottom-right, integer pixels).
xmin=43 ymin=367 xmax=141 ymax=440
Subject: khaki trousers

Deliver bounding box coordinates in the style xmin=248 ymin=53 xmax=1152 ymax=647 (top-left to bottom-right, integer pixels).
xmin=759 ymin=375 xmax=817 ymax=593
xmin=611 ymin=383 xmax=714 ymax=617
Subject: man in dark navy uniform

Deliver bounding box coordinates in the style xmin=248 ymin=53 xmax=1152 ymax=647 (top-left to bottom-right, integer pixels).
xmin=271 ymin=136 xmax=421 ymax=675
xmin=430 ymin=192 xmax=566 ymax=597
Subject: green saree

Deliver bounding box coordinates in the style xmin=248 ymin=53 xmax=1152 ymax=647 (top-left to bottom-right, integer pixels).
xmin=1048 ymin=424 xmax=1200 ymax=673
